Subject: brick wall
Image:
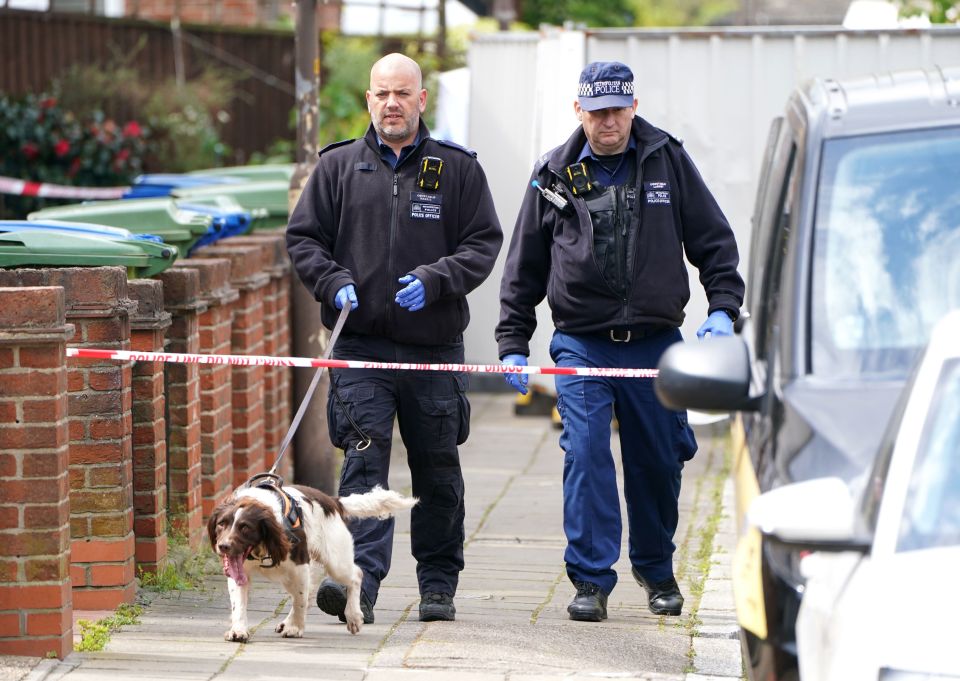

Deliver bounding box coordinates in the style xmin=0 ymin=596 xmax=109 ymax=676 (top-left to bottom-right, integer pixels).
xmin=0 ymin=287 xmax=74 ymax=659
xmin=0 ymin=249 xmax=301 ymax=654
xmin=0 ymin=268 xmax=137 ymax=611
xmin=156 ymin=268 xmax=205 ymax=550
xmin=128 ymin=0 xmax=342 ymax=29
xmin=227 ymin=231 xmax=293 ymax=480
xmin=128 ymin=280 xmax=171 ymax=574
xmin=171 ymin=259 xmax=237 ymax=526
xmin=128 ymin=0 xmax=296 ymax=27
xmin=190 ymin=244 xmax=268 ymax=489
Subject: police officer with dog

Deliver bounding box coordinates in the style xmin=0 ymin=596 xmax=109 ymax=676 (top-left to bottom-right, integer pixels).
xmin=286 ymin=53 xmax=502 ymax=624
xmin=496 ymin=61 xmax=744 ymax=621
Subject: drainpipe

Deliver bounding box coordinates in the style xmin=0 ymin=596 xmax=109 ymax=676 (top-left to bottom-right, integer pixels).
xmin=288 ymin=0 xmax=336 ymax=493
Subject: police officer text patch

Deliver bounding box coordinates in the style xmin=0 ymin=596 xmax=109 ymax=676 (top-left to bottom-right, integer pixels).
xmin=410 ymin=191 xmax=442 ymax=220
xmin=643 ymin=181 xmax=671 ymax=205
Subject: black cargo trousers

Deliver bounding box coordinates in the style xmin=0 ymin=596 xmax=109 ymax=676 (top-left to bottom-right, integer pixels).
xmin=327 ymin=333 xmax=470 ymax=603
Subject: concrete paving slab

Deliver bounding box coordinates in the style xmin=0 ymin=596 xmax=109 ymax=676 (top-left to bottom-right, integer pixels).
xmin=10 ymin=394 xmax=743 ymax=681
xmin=692 ymin=637 xmax=744 ymax=678
xmin=0 ymin=657 xmax=39 ymax=681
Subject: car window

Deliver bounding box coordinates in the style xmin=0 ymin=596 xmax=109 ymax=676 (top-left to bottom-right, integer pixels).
xmin=751 ymin=127 xmax=798 ymax=361
xmin=897 ymin=358 xmax=960 ymax=552
xmin=747 ymin=117 xmax=785 ymax=297
xmin=810 ymin=126 xmax=960 ymax=379
xmin=861 ymin=365 xmax=918 ymax=529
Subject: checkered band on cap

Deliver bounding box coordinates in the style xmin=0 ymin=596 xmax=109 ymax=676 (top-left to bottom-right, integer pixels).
xmin=579 ymin=80 xmax=635 ymax=97
xmin=577 ymin=61 xmax=635 ymax=110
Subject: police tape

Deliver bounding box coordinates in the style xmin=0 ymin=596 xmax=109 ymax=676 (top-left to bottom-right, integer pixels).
xmin=65 ymin=347 xmax=659 ymax=379
xmin=0 ymin=175 xmax=128 ymax=199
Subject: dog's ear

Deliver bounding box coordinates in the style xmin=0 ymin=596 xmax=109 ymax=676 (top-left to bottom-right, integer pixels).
xmin=207 ymin=501 xmax=227 ymax=549
xmin=259 ymin=512 xmax=291 ymax=565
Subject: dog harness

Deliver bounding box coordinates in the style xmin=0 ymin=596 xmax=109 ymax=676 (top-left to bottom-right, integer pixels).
xmin=240 ymin=472 xmax=303 ymax=567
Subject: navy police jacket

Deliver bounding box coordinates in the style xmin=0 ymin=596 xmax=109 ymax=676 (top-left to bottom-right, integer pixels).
xmin=496 ymin=115 xmax=745 ymax=358
xmin=287 ymin=122 xmax=503 ymax=346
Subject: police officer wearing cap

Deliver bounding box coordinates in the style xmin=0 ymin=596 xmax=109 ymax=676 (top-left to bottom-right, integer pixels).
xmin=287 ymin=53 xmax=502 ymax=625
xmin=496 ymin=61 xmax=744 ymax=621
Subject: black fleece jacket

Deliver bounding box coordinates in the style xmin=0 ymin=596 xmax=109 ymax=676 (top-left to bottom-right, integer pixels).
xmin=287 ymin=123 xmax=503 ymax=346
xmin=496 ymin=116 xmax=744 ymax=358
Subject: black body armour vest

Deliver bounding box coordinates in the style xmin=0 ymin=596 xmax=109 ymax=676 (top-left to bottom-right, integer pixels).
xmin=583 ymin=163 xmax=638 ymax=298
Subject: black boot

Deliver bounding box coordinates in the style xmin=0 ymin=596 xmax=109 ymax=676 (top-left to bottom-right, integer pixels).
xmin=315 ymin=577 xmax=375 ymax=624
xmin=419 ymin=592 xmax=456 ymax=621
xmin=567 ymin=581 xmax=608 ymax=622
xmin=631 ymin=568 xmax=683 ymax=616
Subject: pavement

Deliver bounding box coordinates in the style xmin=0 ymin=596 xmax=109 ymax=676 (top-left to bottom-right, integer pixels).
xmin=3 ymin=392 xmax=743 ymax=681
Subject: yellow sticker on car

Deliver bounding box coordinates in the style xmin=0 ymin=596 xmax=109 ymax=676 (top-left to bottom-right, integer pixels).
xmin=731 ymin=415 xmax=767 ymax=639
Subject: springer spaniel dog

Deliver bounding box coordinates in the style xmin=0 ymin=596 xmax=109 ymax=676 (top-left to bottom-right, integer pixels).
xmin=207 ymin=482 xmax=416 ymax=641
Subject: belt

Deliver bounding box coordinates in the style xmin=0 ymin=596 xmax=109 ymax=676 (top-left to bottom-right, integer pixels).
xmin=601 ymin=326 xmax=667 ymax=343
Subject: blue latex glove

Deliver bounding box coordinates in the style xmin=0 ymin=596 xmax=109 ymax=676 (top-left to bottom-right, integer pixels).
xmin=335 ymin=284 xmax=358 ymax=310
xmin=501 ymin=354 xmax=529 ymax=395
xmin=395 ymin=275 xmax=426 ymax=311
xmin=697 ymin=310 xmax=734 ymax=339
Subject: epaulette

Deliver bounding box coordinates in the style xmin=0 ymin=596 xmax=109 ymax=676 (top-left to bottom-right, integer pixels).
xmin=659 ymin=128 xmax=684 ymax=146
xmin=534 ymin=152 xmax=551 ymax=174
xmin=534 ymin=143 xmax=563 ymax=174
xmin=317 ymin=138 xmax=356 ymax=158
xmin=433 ymin=138 xmax=477 ymax=158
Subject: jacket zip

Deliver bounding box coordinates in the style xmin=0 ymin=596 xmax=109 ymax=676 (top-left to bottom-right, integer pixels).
xmin=386 ymin=171 xmax=399 ymax=329
xmin=379 ymin=137 xmax=427 ymax=332
xmin=623 ymin=167 xmax=641 ymax=321
xmin=615 ymin=185 xmax=626 ymax=305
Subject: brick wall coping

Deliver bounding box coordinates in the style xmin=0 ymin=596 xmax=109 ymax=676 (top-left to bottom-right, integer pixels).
xmin=0 ymin=326 xmax=75 ymax=346
xmin=171 ymin=259 xmax=240 ymax=308
xmin=191 ymin=245 xmax=271 ymax=292
xmin=155 ymin=268 xmax=209 ymax=315
xmin=0 ymin=286 xmax=74 ymax=345
xmin=225 ymin=234 xmax=291 ymax=277
xmin=0 ymin=267 xmax=136 ymax=321
xmin=128 ymin=280 xmax=173 ymax=332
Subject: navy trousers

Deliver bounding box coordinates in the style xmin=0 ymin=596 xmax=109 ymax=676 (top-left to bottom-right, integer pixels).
xmin=327 ymin=334 xmax=469 ymax=603
xmin=550 ymin=329 xmax=697 ymax=595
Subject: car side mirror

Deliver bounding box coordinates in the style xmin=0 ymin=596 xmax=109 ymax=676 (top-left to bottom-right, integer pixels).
xmin=747 ymin=478 xmax=872 ymax=553
xmin=654 ymin=336 xmax=759 ymax=412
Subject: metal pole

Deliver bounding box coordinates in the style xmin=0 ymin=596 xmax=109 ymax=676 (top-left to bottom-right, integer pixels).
xmin=492 ymin=0 xmax=515 ymax=31
xmin=171 ymin=17 xmax=186 ymax=88
xmin=288 ymin=0 xmax=337 ymax=493
xmin=437 ymin=0 xmax=447 ymax=70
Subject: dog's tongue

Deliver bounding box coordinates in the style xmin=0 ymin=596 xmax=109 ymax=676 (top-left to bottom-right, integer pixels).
xmin=222 ymin=552 xmax=249 ymax=586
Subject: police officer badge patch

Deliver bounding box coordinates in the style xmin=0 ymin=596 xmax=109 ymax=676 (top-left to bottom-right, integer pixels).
xmin=643 ymin=181 xmax=671 ymax=205
xmin=410 ymin=191 xmax=442 ymax=220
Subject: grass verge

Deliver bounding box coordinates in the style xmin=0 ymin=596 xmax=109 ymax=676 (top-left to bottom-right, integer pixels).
xmin=138 ymin=530 xmax=219 ymax=593
xmin=74 ymin=603 xmax=143 ymax=653
xmin=680 ymin=426 xmax=733 ymax=672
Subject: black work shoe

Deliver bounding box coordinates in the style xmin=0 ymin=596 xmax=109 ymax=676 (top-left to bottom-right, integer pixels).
xmin=419 ymin=592 xmax=456 ymax=621
xmin=567 ymin=581 xmax=608 ymax=622
xmin=315 ymin=577 xmax=374 ymax=624
xmin=632 ymin=568 xmax=684 ymax=616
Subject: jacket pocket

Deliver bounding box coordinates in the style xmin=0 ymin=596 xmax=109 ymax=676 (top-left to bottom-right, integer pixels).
xmin=674 ymin=411 xmax=698 ymax=462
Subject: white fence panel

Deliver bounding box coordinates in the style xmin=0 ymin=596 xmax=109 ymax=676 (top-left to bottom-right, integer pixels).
xmin=463 ymin=26 xmax=960 ymax=381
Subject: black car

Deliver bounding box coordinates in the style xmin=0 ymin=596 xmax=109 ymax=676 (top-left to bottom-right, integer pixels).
xmin=655 ymin=66 xmax=960 ymax=681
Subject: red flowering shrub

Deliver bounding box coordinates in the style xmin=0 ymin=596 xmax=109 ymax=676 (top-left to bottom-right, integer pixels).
xmin=0 ymin=93 xmax=148 ymax=217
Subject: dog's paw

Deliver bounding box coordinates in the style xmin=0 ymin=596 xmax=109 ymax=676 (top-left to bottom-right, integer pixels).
xmin=275 ymin=620 xmax=304 ymax=638
xmin=344 ymin=615 xmax=363 ymax=635
xmin=224 ymin=628 xmax=249 ymax=643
